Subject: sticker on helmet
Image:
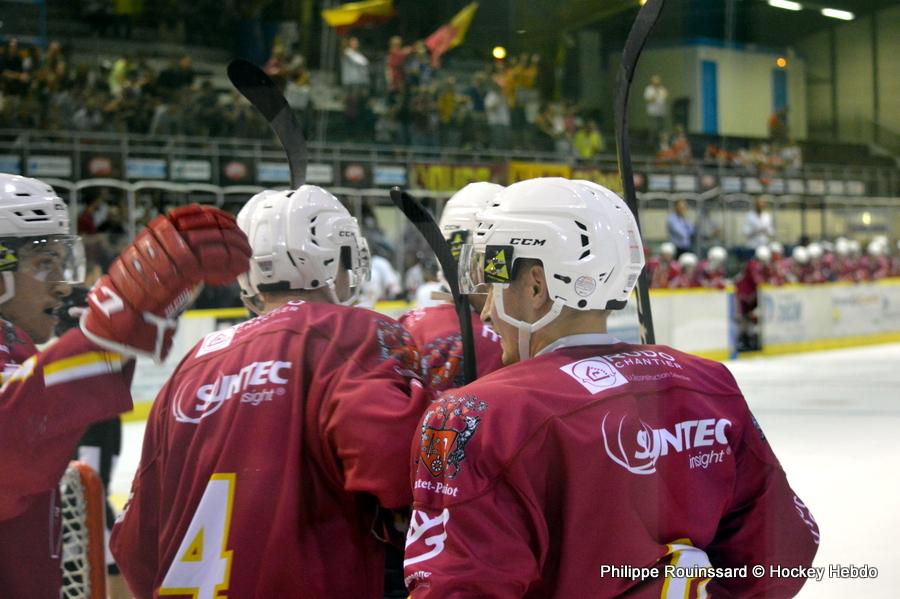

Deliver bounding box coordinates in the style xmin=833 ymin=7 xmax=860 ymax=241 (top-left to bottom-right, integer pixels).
xmin=0 ymin=244 xmax=18 ymax=271
xmin=575 ymin=275 xmax=597 ymax=297
xmin=484 ymin=245 xmax=513 ymax=284
xmin=448 ymin=230 xmax=469 ymax=260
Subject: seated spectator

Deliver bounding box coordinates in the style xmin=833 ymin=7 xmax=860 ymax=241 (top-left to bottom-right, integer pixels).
xmin=573 ymin=120 xmax=604 ymax=161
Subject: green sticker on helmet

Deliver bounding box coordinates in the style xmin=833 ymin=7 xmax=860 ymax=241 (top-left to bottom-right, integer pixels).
xmin=448 ymin=230 xmax=469 ymax=261
xmin=0 ymin=244 xmax=18 ymax=272
xmin=484 ymin=245 xmax=513 ymax=284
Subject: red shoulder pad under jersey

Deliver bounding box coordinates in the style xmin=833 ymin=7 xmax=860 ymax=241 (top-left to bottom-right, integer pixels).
xmin=400 ymin=303 xmax=504 ymax=390
xmin=0 ymin=324 xmax=133 ymax=521
xmin=112 ymin=301 xmax=432 ymax=599
xmin=405 ymin=343 xmax=818 ymax=598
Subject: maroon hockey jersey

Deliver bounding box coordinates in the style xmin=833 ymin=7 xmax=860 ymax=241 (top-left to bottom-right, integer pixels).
xmin=400 ymin=303 xmax=504 ymax=390
xmin=111 ymin=300 xmax=431 ymax=599
xmin=0 ymin=320 xmax=134 ymax=597
xmin=405 ymin=335 xmax=818 ymax=598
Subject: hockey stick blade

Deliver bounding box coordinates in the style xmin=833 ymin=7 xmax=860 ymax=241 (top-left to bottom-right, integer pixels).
xmin=613 ymin=0 xmax=664 ymax=345
xmin=389 ymin=187 xmax=477 ymax=384
xmin=227 ymin=58 xmax=307 ymax=187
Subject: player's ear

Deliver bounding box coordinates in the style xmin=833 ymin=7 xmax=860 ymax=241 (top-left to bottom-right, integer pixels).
xmin=527 ymin=264 xmax=549 ymax=309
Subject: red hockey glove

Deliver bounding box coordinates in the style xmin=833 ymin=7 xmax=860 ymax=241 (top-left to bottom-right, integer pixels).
xmin=81 ymin=205 xmax=251 ymax=362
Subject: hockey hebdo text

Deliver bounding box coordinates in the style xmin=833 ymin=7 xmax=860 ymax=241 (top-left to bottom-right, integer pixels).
xmin=599 ymin=563 xmax=878 ymax=583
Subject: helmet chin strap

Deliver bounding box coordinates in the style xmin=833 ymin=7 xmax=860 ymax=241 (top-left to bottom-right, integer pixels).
xmin=491 ymin=284 xmax=564 ymax=361
xmin=0 ymin=272 xmax=15 ymax=305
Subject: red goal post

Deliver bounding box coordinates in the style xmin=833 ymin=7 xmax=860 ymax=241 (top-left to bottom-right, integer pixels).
xmin=59 ymin=460 xmax=107 ymax=599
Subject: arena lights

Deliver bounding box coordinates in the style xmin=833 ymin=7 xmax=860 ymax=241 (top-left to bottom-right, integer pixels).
xmin=492 ymin=46 xmax=507 ymax=60
xmin=776 ymin=57 xmax=788 ymax=68
xmin=821 ymin=7 xmax=854 ymax=20
xmin=768 ymin=0 xmax=802 ymax=11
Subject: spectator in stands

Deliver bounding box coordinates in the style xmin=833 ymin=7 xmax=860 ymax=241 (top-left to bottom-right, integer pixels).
xmin=341 ymin=36 xmax=370 ymax=96
xmin=77 ymin=194 xmax=103 ymax=235
xmin=155 ymin=55 xmax=194 ymax=98
xmin=573 ymin=120 xmax=604 ymax=161
xmin=97 ymin=202 xmax=127 ymax=245
xmin=436 ymin=77 xmax=458 ymax=145
xmin=643 ymin=74 xmax=668 ymax=146
xmin=485 ymin=80 xmax=510 ymax=149
xmin=743 ymin=196 xmax=775 ymax=255
xmin=386 ymin=36 xmax=412 ymax=101
xmin=406 ymin=41 xmax=434 ymax=88
xmin=768 ymin=107 xmax=788 ymax=143
xmin=264 ymin=43 xmax=290 ymax=90
xmin=667 ymin=199 xmax=695 ymax=258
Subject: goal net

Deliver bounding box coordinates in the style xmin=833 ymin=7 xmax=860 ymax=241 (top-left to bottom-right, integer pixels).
xmin=59 ymin=461 xmax=107 ymax=599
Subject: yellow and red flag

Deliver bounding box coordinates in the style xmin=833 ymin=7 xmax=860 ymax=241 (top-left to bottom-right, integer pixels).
xmin=322 ymin=0 xmax=396 ymax=35
xmin=425 ymin=2 xmax=479 ymax=67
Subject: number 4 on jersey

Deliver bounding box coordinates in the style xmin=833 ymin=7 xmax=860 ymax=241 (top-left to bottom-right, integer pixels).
xmin=161 ymin=473 xmax=236 ymax=599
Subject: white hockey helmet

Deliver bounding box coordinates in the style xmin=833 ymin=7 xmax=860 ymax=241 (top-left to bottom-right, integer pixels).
xmin=707 ymin=246 xmax=727 ymax=265
xmin=769 ymin=241 xmax=784 ymax=257
xmin=848 ymin=239 xmax=861 ymax=256
xmin=460 ymin=177 xmax=644 ymax=360
xmin=807 ymin=242 xmax=823 ymax=261
xmin=678 ymin=252 xmax=698 ymax=269
xmin=236 ymin=185 xmax=369 ymax=311
xmin=0 ymin=174 xmax=85 ymax=304
xmin=659 ymin=241 xmax=676 ymax=258
xmin=792 ymin=245 xmax=810 ymax=264
xmin=755 ymin=245 xmax=772 ymax=263
xmin=867 ymin=239 xmax=886 ymax=257
xmin=439 ymin=182 xmax=504 ymax=260
xmin=835 ymin=237 xmax=850 ymax=257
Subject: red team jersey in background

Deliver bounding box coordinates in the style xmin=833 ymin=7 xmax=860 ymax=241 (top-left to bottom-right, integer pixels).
xmin=111 ymin=301 xmax=431 ymax=599
xmin=0 ymin=321 xmax=133 ymax=597
xmin=405 ymin=336 xmax=818 ymax=598
xmin=400 ymin=303 xmax=504 ymax=391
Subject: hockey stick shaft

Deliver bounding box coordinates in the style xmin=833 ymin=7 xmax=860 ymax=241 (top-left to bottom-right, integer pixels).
xmin=614 ymin=0 xmax=665 ymax=345
xmin=390 ymin=188 xmax=477 ymax=384
xmin=227 ymin=58 xmax=307 ymax=187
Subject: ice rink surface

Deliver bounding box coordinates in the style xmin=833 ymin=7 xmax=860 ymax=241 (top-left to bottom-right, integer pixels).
xmin=113 ymin=343 xmax=900 ymax=597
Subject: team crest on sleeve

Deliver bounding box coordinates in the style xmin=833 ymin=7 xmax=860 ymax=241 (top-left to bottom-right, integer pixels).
xmin=422 ymin=334 xmax=464 ymax=389
xmin=418 ymin=395 xmax=487 ymax=479
xmin=560 ymin=357 xmax=629 ymax=395
xmin=376 ymin=319 xmax=422 ymax=379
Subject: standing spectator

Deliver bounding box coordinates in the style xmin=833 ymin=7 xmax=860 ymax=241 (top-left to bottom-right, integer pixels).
xmin=263 ymin=44 xmax=289 ymax=89
xmin=666 ymin=199 xmax=695 ymax=258
xmin=405 ymin=41 xmax=433 ymax=88
xmin=385 ymin=36 xmax=412 ymax=101
xmin=743 ymin=196 xmax=775 ymax=255
xmin=341 ymin=36 xmax=369 ymax=96
xmin=643 ymin=74 xmax=668 ymax=147
xmin=485 ymin=80 xmax=510 ymax=149
xmin=573 ymin=120 xmax=604 ymax=161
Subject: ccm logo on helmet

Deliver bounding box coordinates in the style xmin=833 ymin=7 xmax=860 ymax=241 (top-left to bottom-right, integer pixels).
xmin=510 ymin=238 xmax=546 ymax=246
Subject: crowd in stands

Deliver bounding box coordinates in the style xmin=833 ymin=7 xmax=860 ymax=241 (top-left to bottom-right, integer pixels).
xmin=0 ymin=37 xmax=272 ymax=138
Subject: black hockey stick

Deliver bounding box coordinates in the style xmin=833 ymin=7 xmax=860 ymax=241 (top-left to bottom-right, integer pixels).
xmin=613 ymin=0 xmax=664 ymax=345
xmin=227 ymin=58 xmax=307 ymax=187
xmin=390 ymin=188 xmax=477 ymax=385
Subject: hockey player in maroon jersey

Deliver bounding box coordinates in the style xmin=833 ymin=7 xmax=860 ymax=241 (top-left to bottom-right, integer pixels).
xmin=0 ymin=174 xmax=250 ymax=597
xmin=399 ymin=182 xmax=504 ymax=390
xmin=111 ymin=185 xmax=432 ymax=599
xmin=647 ymin=241 xmax=680 ymax=288
xmin=863 ymin=239 xmax=891 ymax=281
xmin=805 ymin=242 xmax=830 ymax=283
xmin=403 ymin=177 xmax=818 ymax=598
xmin=668 ymin=252 xmax=701 ymax=288
xmin=697 ymin=246 xmax=728 ymax=289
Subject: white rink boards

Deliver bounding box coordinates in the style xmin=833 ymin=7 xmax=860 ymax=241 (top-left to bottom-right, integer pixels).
xmin=113 ymin=343 xmax=900 ymax=597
